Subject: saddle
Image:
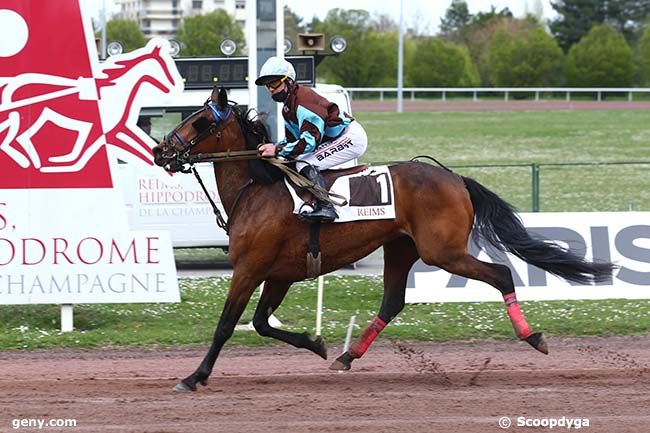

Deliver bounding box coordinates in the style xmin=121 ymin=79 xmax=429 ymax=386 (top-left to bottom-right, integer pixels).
xmin=296 ymin=164 xmax=369 ymax=203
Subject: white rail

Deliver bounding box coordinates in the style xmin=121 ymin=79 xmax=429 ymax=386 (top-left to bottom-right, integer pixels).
xmin=346 ymin=87 xmax=650 ymax=102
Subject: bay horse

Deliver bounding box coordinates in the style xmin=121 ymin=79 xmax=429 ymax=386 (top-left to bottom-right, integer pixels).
xmin=153 ymin=88 xmax=614 ymax=392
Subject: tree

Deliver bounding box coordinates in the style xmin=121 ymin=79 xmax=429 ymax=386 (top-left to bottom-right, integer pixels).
xmin=406 ymin=38 xmax=479 ymax=87
xmin=466 ymin=18 xmax=529 ymax=85
xmin=284 ymin=6 xmax=305 ymax=55
xmin=565 ymin=24 xmax=634 ymax=87
xmin=525 ymin=0 xmax=545 ymax=21
xmin=373 ymin=13 xmax=398 ymax=33
xmin=636 ymin=27 xmax=650 ymax=85
xmin=310 ymin=9 xmax=398 ymax=86
xmin=486 ymin=25 xmax=564 ymax=86
xmin=439 ymin=0 xmax=472 ymax=44
xmin=104 ymin=19 xmax=147 ymax=53
xmin=176 ymin=10 xmax=245 ymax=57
xmin=471 ymin=6 xmax=514 ymax=28
xmin=318 ymin=29 xmax=399 ymax=87
xmin=550 ymin=0 xmax=650 ymax=52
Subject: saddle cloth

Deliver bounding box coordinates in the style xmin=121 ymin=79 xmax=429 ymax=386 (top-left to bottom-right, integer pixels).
xmin=284 ymin=166 xmax=396 ymax=223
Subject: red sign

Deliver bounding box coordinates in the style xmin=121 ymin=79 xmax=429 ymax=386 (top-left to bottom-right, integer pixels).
xmin=0 ymin=0 xmax=181 ymax=189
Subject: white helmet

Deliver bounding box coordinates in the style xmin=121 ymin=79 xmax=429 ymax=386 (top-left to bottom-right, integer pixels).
xmin=255 ymin=56 xmax=296 ymax=85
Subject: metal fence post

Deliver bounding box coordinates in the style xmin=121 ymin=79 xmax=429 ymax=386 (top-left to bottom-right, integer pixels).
xmin=531 ymin=163 xmax=540 ymax=212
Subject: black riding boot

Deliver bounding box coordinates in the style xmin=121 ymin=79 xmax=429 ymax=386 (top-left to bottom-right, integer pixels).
xmin=299 ymin=166 xmax=338 ymax=222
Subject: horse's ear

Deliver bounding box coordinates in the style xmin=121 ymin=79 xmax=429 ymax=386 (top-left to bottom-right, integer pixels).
xmin=211 ymin=87 xmax=228 ymax=109
xmin=217 ymin=87 xmax=228 ymax=109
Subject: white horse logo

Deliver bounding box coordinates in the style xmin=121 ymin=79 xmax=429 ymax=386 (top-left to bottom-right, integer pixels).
xmin=0 ymin=39 xmax=183 ymax=173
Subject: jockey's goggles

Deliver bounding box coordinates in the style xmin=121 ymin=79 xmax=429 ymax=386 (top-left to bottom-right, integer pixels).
xmin=265 ymin=75 xmax=289 ymax=90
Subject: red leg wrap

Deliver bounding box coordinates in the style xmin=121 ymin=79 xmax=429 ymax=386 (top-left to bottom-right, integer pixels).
xmin=503 ymin=293 xmax=533 ymax=340
xmin=349 ymin=316 xmax=387 ymax=359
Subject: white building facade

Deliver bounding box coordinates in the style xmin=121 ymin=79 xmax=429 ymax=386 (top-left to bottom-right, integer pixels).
xmin=115 ymin=0 xmax=246 ymax=38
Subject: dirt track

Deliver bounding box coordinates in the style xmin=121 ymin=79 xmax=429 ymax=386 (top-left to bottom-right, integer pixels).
xmin=352 ymin=99 xmax=650 ymax=112
xmin=1 ymin=335 xmax=649 ymax=433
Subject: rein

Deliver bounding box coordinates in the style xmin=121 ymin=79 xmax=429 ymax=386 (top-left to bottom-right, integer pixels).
xmin=189 ymin=150 xmax=348 ymax=206
xmin=192 ymin=166 xmax=253 ymax=235
xmin=162 ymin=102 xmax=349 ymax=233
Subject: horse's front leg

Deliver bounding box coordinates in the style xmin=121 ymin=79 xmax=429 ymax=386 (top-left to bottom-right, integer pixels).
xmin=252 ymin=280 xmax=327 ymax=359
xmin=175 ymin=271 xmax=261 ymax=392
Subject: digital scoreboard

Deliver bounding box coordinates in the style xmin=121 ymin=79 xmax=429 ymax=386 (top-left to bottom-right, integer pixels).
xmin=174 ymin=56 xmax=315 ymax=89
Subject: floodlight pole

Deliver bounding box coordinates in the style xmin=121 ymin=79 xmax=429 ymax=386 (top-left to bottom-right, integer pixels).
xmin=100 ymin=0 xmax=107 ymax=59
xmin=246 ymin=0 xmax=258 ymax=112
xmin=397 ymin=0 xmax=404 ymax=113
xmin=247 ymin=0 xmax=283 ymax=142
xmin=275 ymin=0 xmax=284 ymax=141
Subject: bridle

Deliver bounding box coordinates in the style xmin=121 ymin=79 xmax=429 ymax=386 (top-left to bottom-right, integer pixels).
xmin=160 ymin=99 xmax=233 ymax=173
xmin=157 ymin=100 xmax=263 ymax=235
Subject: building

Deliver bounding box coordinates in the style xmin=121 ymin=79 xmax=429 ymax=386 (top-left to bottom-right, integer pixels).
xmin=115 ymin=0 xmax=246 ymax=38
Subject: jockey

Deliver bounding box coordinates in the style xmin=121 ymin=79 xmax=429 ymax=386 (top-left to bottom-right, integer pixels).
xmin=256 ymin=56 xmax=368 ymax=222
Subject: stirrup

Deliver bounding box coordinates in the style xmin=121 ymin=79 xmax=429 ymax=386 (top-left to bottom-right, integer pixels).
xmin=298 ymin=202 xmax=315 ymax=219
xmin=302 ymin=201 xmax=337 ymax=222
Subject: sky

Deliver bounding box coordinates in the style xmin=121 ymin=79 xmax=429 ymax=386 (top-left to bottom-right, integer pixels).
xmin=83 ymin=0 xmax=558 ymax=34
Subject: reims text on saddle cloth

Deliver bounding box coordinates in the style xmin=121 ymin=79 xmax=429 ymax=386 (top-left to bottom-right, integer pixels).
xmin=285 ymin=166 xmax=396 ymax=222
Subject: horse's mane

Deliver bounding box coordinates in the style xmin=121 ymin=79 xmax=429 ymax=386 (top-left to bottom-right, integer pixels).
xmin=231 ymin=105 xmax=270 ymax=150
xmin=230 ymin=104 xmax=284 ymax=184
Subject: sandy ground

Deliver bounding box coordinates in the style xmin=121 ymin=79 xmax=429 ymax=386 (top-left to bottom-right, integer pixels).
xmin=1 ymin=335 xmax=649 ymax=433
xmin=351 ymin=99 xmax=650 ymax=112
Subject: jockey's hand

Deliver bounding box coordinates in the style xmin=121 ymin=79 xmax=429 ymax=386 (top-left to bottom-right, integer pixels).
xmin=258 ymin=143 xmax=277 ymax=157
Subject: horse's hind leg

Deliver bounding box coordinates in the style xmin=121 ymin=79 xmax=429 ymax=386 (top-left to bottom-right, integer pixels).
xmin=252 ymin=280 xmax=328 ymax=359
xmin=330 ymin=236 xmax=419 ymax=371
xmin=438 ymin=254 xmax=548 ymax=354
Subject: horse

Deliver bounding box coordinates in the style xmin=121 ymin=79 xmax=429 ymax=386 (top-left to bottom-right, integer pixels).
xmin=153 ymin=87 xmax=614 ymax=392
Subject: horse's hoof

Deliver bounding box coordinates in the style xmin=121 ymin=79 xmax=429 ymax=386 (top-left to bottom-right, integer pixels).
xmin=525 ymin=332 xmax=549 ymax=355
xmin=329 ymin=352 xmax=353 ymax=371
xmin=173 ymin=381 xmax=196 ymax=392
xmin=314 ymin=336 xmax=328 ymax=360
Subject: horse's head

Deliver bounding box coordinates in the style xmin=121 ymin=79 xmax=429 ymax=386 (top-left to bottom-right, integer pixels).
xmin=153 ymin=87 xmax=239 ymax=173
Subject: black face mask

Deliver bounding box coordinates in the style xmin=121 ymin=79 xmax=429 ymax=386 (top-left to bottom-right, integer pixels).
xmin=272 ymin=89 xmax=288 ymax=102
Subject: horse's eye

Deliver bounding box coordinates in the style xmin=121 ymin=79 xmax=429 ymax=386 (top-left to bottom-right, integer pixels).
xmin=192 ymin=117 xmax=211 ymax=133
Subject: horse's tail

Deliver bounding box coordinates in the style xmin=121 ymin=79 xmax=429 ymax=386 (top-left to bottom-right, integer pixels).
xmin=461 ymin=176 xmax=615 ymax=284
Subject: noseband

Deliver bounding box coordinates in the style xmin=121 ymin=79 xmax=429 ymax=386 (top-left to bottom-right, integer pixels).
xmin=160 ymin=100 xmax=232 ymax=172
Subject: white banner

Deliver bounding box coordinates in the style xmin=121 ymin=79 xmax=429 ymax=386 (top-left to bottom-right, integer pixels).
xmin=0 ymin=190 xmax=179 ymax=305
xmin=406 ymin=212 xmax=650 ymax=303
